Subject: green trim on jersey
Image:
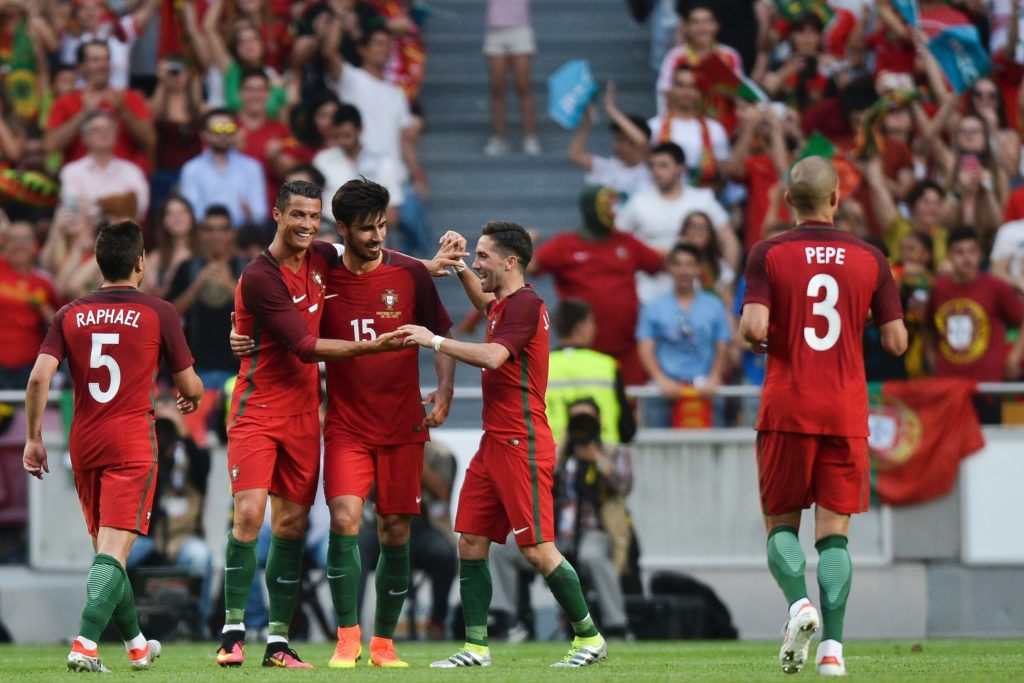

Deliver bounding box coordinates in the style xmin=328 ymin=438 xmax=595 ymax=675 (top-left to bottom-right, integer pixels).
xmin=135 ymin=460 xmax=157 ymax=532
xmin=148 ymin=370 xmax=158 ymax=463
xmin=234 ymin=322 xmax=262 ymax=422
xmin=519 ymin=354 xmax=542 ymax=544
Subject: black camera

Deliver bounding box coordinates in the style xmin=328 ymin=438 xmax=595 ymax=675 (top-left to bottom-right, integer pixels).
xmin=567 ymin=413 xmax=600 ymax=446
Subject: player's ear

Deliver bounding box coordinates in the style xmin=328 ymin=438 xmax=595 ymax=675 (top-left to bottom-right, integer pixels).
xmin=272 ymin=205 xmax=282 ymax=224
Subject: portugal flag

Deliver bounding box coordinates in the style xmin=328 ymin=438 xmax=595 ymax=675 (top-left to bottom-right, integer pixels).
xmin=868 ymin=378 xmax=984 ymax=505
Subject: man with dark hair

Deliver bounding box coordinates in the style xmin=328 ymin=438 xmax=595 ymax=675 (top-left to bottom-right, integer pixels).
xmin=926 ymin=227 xmax=1024 ymax=423
xmin=179 ymin=109 xmax=267 ymax=226
xmin=400 ymin=223 xmax=608 ymax=669
xmin=23 ymin=220 xmax=203 ymax=673
xmin=739 ymin=156 xmax=906 ymax=676
xmin=217 ymin=180 xmax=404 ymax=669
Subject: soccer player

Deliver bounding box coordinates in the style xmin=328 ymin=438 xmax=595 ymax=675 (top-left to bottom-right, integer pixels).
xmin=22 ymin=220 xmax=204 ymax=673
xmin=739 ymin=156 xmax=907 ymax=677
xmin=218 ymin=180 xmax=404 ymax=669
xmin=318 ymin=179 xmax=455 ymax=668
xmin=400 ymin=222 xmax=607 ymax=669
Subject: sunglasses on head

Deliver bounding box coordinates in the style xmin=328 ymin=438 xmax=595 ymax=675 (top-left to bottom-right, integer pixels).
xmin=209 ymin=122 xmax=237 ymax=134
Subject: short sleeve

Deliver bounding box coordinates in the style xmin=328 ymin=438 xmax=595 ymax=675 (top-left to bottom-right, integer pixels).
xmin=491 ymin=292 xmax=541 ymax=359
xmin=533 ymin=237 xmax=565 ymax=274
xmin=742 ymin=241 xmax=772 ymax=307
xmin=635 ymin=300 xmax=656 ymax=341
xmin=46 ymin=94 xmax=74 ymax=131
xmin=702 ymin=192 xmax=731 ymax=230
xmin=241 ymin=265 xmax=319 ymax=362
xmin=870 ymin=250 xmax=904 ymax=325
xmin=156 ymin=300 xmax=195 ymax=373
xmin=627 ymin=235 xmax=665 ymax=275
xmin=990 ymin=223 xmax=1023 ymax=262
xmin=996 ymin=277 xmax=1024 ymax=327
xmin=712 ymin=299 xmax=732 ymax=343
xmin=38 ymin=306 xmax=68 ymax=361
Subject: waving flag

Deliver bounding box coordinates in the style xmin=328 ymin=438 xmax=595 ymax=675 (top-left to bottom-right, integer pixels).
xmin=892 ymin=0 xmax=919 ymax=26
xmin=928 ymin=25 xmax=992 ymax=94
xmin=548 ymin=60 xmax=597 ymax=129
xmin=695 ymin=52 xmax=768 ymax=103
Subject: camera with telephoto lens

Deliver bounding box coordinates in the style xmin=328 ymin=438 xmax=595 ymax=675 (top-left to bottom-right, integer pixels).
xmin=567 ymin=412 xmax=600 ymax=446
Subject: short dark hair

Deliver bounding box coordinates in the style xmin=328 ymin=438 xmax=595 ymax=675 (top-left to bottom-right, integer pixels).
xmin=668 ymin=242 xmax=702 ymax=263
xmin=95 ymin=220 xmax=144 ymax=281
xmin=276 ymin=180 xmax=322 ymax=212
xmin=681 ymin=1 xmax=717 ymax=21
xmin=946 ymin=226 xmax=979 ymax=249
xmin=553 ymin=299 xmax=593 ymax=339
xmin=333 ymin=103 xmax=363 ymax=129
xmin=906 ymin=179 xmax=945 ymax=209
xmin=360 ymin=25 xmax=390 ymax=47
xmin=481 ymin=220 xmax=533 ymax=271
xmin=204 ymin=204 xmax=232 ymax=223
xmin=76 ymin=39 xmax=109 ymax=66
xmin=651 ymin=142 xmax=686 ymax=166
xmin=331 ymin=177 xmax=389 ymax=227
xmin=201 ymin=107 xmax=235 ymax=129
xmin=790 ymin=11 xmax=825 ymax=33
xmin=239 ymin=67 xmax=269 ymax=86
xmin=612 ymin=114 xmax=651 ymax=141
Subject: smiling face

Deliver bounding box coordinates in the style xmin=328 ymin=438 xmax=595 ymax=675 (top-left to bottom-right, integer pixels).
xmin=339 ymin=211 xmax=386 ymax=263
xmin=272 ymin=195 xmax=321 ymax=252
xmin=472 ymin=235 xmax=514 ymax=294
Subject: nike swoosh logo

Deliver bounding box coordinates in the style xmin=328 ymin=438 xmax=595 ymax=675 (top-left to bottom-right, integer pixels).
xmin=459 ymin=577 xmax=468 ymax=582
xmin=512 ymin=526 xmax=530 ymax=535
xmin=388 ymin=589 xmax=408 ymax=596
xmin=224 ymin=566 xmax=244 ymax=572
xmin=275 ymin=577 xmax=300 ymax=584
xmin=415 ymin=496 xmax=422 ymax=504
xmin=325 ymin=293 xmax=338 ymax=299
xmin=292 ymin=294 xmax=307 ymax=303
xmin=326 ymin=572 xmax=346 ymax=579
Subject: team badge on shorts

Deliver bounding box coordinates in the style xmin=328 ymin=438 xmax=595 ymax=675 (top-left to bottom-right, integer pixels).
xmin=379 ymin=289 xmax=401 ymax=319
xmin=231 ymin=464 xmax=240 ymax=482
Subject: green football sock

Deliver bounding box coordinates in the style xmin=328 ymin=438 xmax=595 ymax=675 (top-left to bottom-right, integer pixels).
xmin=78 ymin=554 xmax=128 ymax=642
xmin=326 ymin=533 xmax=361 ymax=628
xmin=767 ymin=526 xmax=808 ymax=605
xmin=223 ymin=532 xmax=257 ymax=626
xmin=816 ymin=535 xmax=852 ymax=643
xmin=374 ymin=542 xmax=410 ymax=639
xmin=459 ymin=559 xmax=492 ymax=647
xmin=110 ymin=572 xmax=142 ymax=642
xmin=544 ymin=559 xmax=599 ymax=638
xmin=265 ymin=535 xmax=304 ymax=638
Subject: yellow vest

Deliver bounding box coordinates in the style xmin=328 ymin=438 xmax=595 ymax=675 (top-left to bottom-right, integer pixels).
xmin=546 ymin=347 xmax=622 ymax=445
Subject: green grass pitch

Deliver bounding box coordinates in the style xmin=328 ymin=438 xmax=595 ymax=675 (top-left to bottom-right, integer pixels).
xmin=1 ymin=640 xmax=1022 ymax=681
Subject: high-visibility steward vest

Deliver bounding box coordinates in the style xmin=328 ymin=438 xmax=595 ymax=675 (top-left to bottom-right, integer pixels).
xmin=546 ymin=347 xmax=622 ymax=444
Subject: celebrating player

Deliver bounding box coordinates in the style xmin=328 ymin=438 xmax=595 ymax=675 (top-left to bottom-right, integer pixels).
xmin=739 ymin=156 xmax=907 ymax=677
xmin=23 ymin=220 xmax=204 ymax=673
xmin=400 ymin=222 xmax=607 ymax=669
xmin=217 ymin=180 xmax=404 ymax=669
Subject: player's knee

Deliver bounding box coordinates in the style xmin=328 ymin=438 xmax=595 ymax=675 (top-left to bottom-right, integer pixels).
xmin=457 ymin=534 xmax=489 ymax=560
xmin=232 ymin=503 xmax=264 ymax=540
xmin=330 ymin=504 xmax=362 ymax=535
xmin=519 ymin=544 xmax=544 ymax=569
xmin=378 ymin=515 xmax=410 ymax=545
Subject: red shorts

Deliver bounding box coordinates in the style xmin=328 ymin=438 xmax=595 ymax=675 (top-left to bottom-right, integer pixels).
xmin=74 ymin=461 xmax=158 ymax=537
xmin=455 ymin=433 xmax=555 ymax=546
xmin=756 ymin=431 xmax=869 ymax=516
xmin=227 ymin=411 xmax=320 ymax=506
xmin=323 ymin=437 xmax=424 ymax=515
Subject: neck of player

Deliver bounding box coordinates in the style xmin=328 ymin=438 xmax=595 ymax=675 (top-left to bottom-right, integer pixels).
xmin=342 ymin=249 xmax=382 ymax=274
xmin=495 ymin=271 xmax=526 ymax=301
xmin=268 ymin=237 xmax=306 ymax=271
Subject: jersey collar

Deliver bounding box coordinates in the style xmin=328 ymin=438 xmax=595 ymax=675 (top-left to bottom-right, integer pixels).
xmin=795 ymin=220 xmax=838 ymax=229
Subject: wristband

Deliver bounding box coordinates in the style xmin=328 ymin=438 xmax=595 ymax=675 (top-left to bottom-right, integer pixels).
xmin=453 ymin=259 xmax=467 ymax=274
xmin=431 ymin=335 xmax=445 ymax=352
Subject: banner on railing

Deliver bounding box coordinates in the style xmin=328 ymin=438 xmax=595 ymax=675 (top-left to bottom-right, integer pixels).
xmin=868 ymin=377 xmax=984 ymax=505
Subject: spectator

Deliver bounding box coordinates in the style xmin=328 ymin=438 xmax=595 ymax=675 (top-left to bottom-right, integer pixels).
xmin=0 ymin=221 xmax=57 ymax=389
xmin=894 ymin=232 xmax=935 ymax=379
xmin=313 ymin=103 xmax=404 ymax=225
xmin=148 ymin=55 xmax=205 ymax=220
xmin=0 ymin=1 xmax=55 ymax=125
xmin=482 ymin=0 xmax=539 ymax=156
xmin=41 ymin=209 xmax=102 ymax=301
xmin=58 ymin=0 xmax=160 ymax=90
xmin=546 ymin=299 xmax=636 ymax=447
xmin=179 ymin=108 xmax=268 ymax=227
xmin=925 ymin=228 xmax=1024 ymax=423
xmin=758 ymin=13 xmax=840 ymax=112
xmin=636 ymin=243 xmax=731 ymax=427
xmin=235 ymin=68 xmax=299 ymax=214
xmin=678 ymin=210 xmax=735 ymax=308
xmin=142 ymin=195 xmax=198 ymax=299
xmin=529 ymin=186 xmax=664 ymax=385
xmin=58 ymin=110 xmax=149 ymax=222
xmin=45 ymin=39 xmax=155 ymax=173
xmin=991 ymin=218 xmax=1024 ymax=295
xmin=290 ymin=90 xmax=340 ymax=160
xmin=126 ymin=410 xmax=213 ymax=639
xmin=959 ymin=76 xmax=1020 ymax=180
xmin=567 ymin=82 xmax=652 ymax=196
xmin=166 ymin=205 xmax=245 ymax=389
xmin=615 ymin=142 xmax=735 ymax=301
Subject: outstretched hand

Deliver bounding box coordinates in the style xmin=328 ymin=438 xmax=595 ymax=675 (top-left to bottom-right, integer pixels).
xmin=373 ymin=329 xmax=408 ymax=352
xmin=397 ymin=324 xmax=434 ymax=348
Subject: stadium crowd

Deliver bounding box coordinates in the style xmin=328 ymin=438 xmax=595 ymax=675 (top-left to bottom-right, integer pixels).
xmin=1 ymin=0 xmax=1023 ymax=649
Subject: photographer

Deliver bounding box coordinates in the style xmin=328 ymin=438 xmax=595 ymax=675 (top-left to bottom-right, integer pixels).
xmin=554 ymin=399 xmax=634 ymax=639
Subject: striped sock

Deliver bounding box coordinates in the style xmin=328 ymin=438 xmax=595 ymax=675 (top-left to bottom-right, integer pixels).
xmin=78 ymin=554 xmax=128 ymax=643
xmin=816 ymin=535 xmax=852 ymax=643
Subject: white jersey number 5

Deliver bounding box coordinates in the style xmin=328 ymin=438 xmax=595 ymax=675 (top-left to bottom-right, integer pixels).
xmin=804 ymin=274 xmax=841 ymax=351
xmin=88 ymin=333 xmax=121 ymax=403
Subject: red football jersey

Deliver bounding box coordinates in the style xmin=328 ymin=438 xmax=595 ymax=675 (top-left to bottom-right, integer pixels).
xmin=482 ymin=287 xmax=555 ymax=447
xmin=743 ymin=225 xmax=903 ymax=436
xmin=38 ymin=286 xmax=194 ymax=469
xmin=230 ymin=241 xmax=339 ymax=419
xmin=321 ymin=249 xmax=452 ymax=445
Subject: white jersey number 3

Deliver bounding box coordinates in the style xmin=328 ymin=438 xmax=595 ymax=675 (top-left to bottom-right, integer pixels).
xmin=804 ymin=274 xmax=841 ymax=351
xmin=88 ymin=333 xmax=121 ymax=403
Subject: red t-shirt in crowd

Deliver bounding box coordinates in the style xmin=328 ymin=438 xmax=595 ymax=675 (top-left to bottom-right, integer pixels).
xmin=743 ymin=155 xmax=789 ymax=251
xmin=46 ymin=89 xmax=153 ymax=172
xmin=321 ymin=249 xmax=452 ymax=445
xmin=1004 ymin=184 xmax=1024 ymax=222
xmin=743 ymin=224 xmax=903 ymax=436
xmin=39 ymin=286 xmax=193 ymax=469
xmin=0 ymin=260 xmax=58 ymax=370
xmin=533 ymin=231 xmax=662 ymax=382
xmin=230 ymin=241 xmax=339 ymax=419
xmin=238 ymin=118 xmax=293 ymax=216
xmin=482 ymin=286 xmax=555 ymax=450
xmin=927 ymin=272 xmax=1024 ymax=381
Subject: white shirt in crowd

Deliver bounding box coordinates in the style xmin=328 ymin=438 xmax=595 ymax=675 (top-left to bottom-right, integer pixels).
xmin=313 ymin=146 xmax=405 ymax=222
xmin=991 ymin=219 xmax=1024 ymax=283
xmin=59 ymin=155 xmax=150 ymax=221
xmin=60 ymin=15 xmax=139 ymax=90
xmin=646 ymin=114 xmax=731 ymax=177
xmin=584 ymin=155 xmax=652 ymax=196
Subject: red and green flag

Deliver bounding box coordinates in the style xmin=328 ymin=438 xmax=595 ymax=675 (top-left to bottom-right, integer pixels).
xmin=868 ymin=378 xmax=984 ymax=506
xmin=695 ymin=52 xmax=768 ymax=103
xmin=773 ymin=0 xmax=834 ymax=23
xmin=795 ymin=131 xmax=863 ymax=198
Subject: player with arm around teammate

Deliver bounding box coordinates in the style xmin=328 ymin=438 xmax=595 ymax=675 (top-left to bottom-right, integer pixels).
xmin=23 ymin=220 xmax=204 ymax=673
xmin=739 ymin=156 xmax=907 ymax=677
xmin=400 ymin=222 xmax=607 ymax=669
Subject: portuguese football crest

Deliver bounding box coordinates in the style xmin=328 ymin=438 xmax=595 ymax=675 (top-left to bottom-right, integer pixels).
xmin=868 ymin=395 xmax=922 ymax=470
xmin=381 ymin=289 xmax=398 ymax=310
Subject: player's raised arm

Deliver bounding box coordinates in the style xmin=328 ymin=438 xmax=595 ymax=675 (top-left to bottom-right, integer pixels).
xmin=22 ymin=353 xmax=60 ymax=479
xmin=400 ymin=324 xmax=511 ymax=370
